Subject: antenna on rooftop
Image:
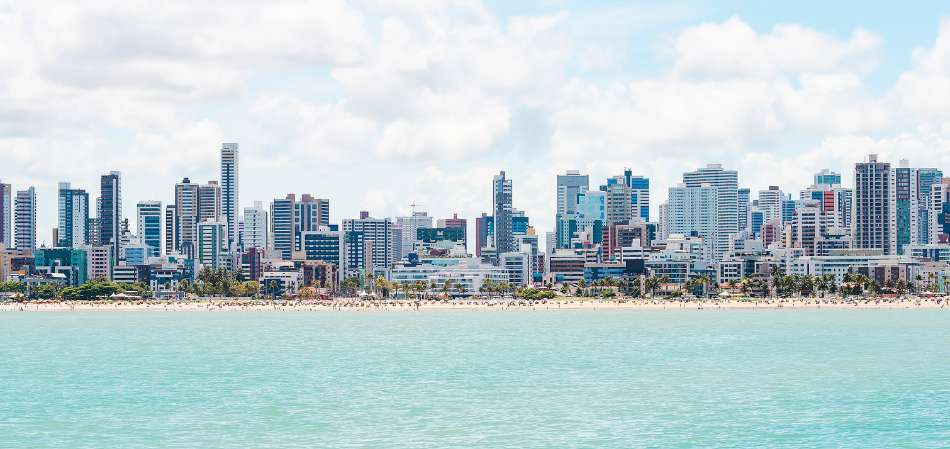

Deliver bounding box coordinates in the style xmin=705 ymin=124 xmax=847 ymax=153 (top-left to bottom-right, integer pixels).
xmin=410 ymin=202 xmax=424 ymax=214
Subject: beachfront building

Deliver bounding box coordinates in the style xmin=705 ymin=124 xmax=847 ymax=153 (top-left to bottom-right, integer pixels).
xmin=903 ymin=243 xmax=950 ymax=262
xmin=493 ymin=171 xmax=514 ymax=254
xmin=396 ymin=210 xmax=433 ymax=260
xmin=785 ymin=249 xmax=919 ymax=284
xmin=0 ymin=180 xmax=10 ymax=248
xmin=14 ymin=187 xmax=35 ymax=253
xmin=242 ymin=202 xmax=268 ymax=251
xmin=682 ymin=164 xmax=738 ymax=261
xmin=343 ymin=212 xmax=393 ymax=277
xmin=301 ymin=226 xmax=344 ymax=268
xmin=390 ymin=258 xmax=508 ymax=296
xmin=34 ymin=248 xmax=88 ymax=286
xmin=197 ymin=220 xmax=227 ymax=270
xmin=890 ymin=160 xmax=920 ymax=256
xmin=99 ymin=171 xmax=122 ymax=262
xmin=260 ymin=267 xmax=303 ymax=297
xmin=499 ymin=250 xmax=531 ymax=287
xmin=220 ymin=143 xmax=239 ymax=252
xmin=664 ymin=183 xmax=718 ymax=262
xmin=136 ymin=201 xmax=162 ymax=257
xmin=917 ymin=168 xmax=942 ymax=244
xmin=58 ymin=182 xmax=90 ymax=248
xmin=853 ymin=154 xmax=892 ymax=253
xmin=78 ymin=245 xmax=113 ymax=281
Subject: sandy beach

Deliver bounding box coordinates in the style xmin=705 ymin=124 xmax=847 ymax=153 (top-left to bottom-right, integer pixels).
xmin=1 ymin=297 xmax=947 ymax=312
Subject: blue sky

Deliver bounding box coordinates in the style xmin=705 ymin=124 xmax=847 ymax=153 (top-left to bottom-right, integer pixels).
xmin=3 ymin=0 xmax=950 ymax=248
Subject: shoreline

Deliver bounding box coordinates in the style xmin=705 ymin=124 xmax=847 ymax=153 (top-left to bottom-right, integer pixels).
xmin=1 ymin=297 xmax=947 ymax=312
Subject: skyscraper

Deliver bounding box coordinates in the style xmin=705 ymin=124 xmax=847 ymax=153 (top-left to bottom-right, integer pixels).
xmin=343 ymin=212 xmax=393 ymax=276
xmin=757 ymin=186 xmax=784 ymax=225
xmin=294 ymin=194 xmax=330 ymax=250
xmin=492 ymin=171 xmax=514 ymax=254
xmin=14 ymin=187 xmax=36 ymax=252
xmin=174 ymin=178 xmax=199 ymax=256
xmin=197 ymin=220 xmax=227 ymax=269
xmin=890 ymin=160 xmax=919 ymax=255
xmin=814 ymin=169 xmax=842 ymax=186
xmin=99 ymin=171 xmax=122 ymax=260
xmin=164 ymin=204 xmax=177 ymax=255
xmin=557 ymin=170 xmax=589 ymax=215
xmin=623 ymin=169 xmax=650 ymax=222
xmin=665 ymin=183 xmax=718 ymax=261
xmin=270 ymin=195 xmax=296 ymax=260
xmin=242 ymin=201 xmax=268 ymax=251
xmin=396 ymin=210 xmax=432 ymax=260
xmin=475 ymin=213 xmax=491 ymax=257
xmin=221 ymin=143 xmax=239 ymax=251
xmin=136 ymin=201 xmax=162 ymax=257
xmin=197 ymin=181 xmax=222 ymax=223
xmin=0 ymin=180 xmax=10 ymax=247
xmin=917 ymin=168 xmax=942 ymax=244
xmin=738 ymin=188 xmax=750 ymax=233
xmin=58 ymin=182 xmax=90 ymax=248
xmin=853 ymin=154 xmax=891 ymax=253
xmin=683 ymin=164 xmax=738 ymax=260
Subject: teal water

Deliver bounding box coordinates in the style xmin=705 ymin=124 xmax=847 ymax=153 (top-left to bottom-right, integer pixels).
xmin=1 ymin=309 xmax=949 ymax=448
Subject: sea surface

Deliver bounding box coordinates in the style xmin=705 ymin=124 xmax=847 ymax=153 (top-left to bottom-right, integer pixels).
xmin=1 ymin=309 xmax=949 ymax=448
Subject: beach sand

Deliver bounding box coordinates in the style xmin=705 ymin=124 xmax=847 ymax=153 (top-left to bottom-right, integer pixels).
xmin=1 ymin=296 xmax=947 ymax=312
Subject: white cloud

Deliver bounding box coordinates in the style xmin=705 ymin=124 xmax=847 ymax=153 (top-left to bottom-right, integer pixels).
xmin=672 ymin=16 xmax=880 ymax=79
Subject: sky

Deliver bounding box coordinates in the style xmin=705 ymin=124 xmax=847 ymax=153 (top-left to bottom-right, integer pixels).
xmin=5 ymin=0 xmax=950 ymax=248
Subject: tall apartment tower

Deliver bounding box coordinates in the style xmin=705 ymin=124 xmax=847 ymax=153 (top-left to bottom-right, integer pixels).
xmin=295 ymin=194 xmax=330 ymax=250
xmin=343 ymin=212 xmax=393 ymax=276
xmin=623 ymin=169 xmax=650 ymax=222
xmin=221 ymin=143 xmax=239 ymax=251
xmin=242 ymin=201 xmax=268 ymax=251
xmin=682 ymin=164 xmax=738 ymax=260
xmin=136 ymin=201 xmax=163 ymax=257
xmin=14 ymin=187 xmax=36 ymax=252
xmin=58 ymin=182 xmax=90 ymax=248
xmin=917 ymin=168 xmax=942 ymax=244
xmin=665 ymin=183 xmax=719 ymax=261
xmin=174 ymin=178 xmax=200 ymax=256
xmin=492 ymin=171 xmax=514 ymax=254
xmin=890 ymin=160 xmax=919 ymax=255
xmin=557 ymin=170 xmax=589 ymax=215
xmin=0 ymin=180 xmax=10 ymax=247
xmin=737 ymin=188 xmax=750 ymax=233
xmin=853 ymin=154 xmax=891 ymax=253
xmin=99 ymin=171 xmax=122 ymax=260
xmin=197 ymin=181 xmax=222 ymax=223
xmin=270 ymin=195 xmax=296 ymax=260
xmin=396 ymin=210 xmax=432 ymax=260
xmin=164 ymin=204 xmax=177 ymax=255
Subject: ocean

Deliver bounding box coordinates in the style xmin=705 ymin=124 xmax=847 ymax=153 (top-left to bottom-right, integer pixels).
xmin=1 ymin=309 xmax=948 ymax=448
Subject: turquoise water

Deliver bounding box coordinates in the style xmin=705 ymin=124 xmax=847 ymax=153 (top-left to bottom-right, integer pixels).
xmin=1 ymin=309 xmax=949 ymax=448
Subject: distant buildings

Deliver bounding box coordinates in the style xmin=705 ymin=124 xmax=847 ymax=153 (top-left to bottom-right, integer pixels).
xmin=14 ymin=187 xmax=36 ymax=253
xmin=221 ymin=143 xmax=240 ymax=252
xmin=99 ymin=171 xmax=122 ymax=261
xmin=0 ymin=180 xmax=10 ymax=247
xmin=58 ymin=182 xmax=90 ymax=248
xmin=853 ymin=154 xmax=891 ymax=254
xmin=136 ymin=201 xmax=162 ymax=257
xmin=492 ymin=171 xmax=514 ymax=254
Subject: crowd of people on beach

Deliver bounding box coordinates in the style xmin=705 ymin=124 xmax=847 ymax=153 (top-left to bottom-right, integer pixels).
xmin=1 ymin=294 xmax=946 ymax=313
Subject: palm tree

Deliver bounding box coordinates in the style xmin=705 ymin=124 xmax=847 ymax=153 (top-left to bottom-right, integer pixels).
xmin=455 ymin=280 xmax=467 ymax=297
xmin=644 ymin=276 xmax=661 ymax=298
xmin=441 ymin=280 xmax=452 ymax=298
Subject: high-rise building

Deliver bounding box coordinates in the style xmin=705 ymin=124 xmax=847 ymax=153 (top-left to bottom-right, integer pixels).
xmin=99 ymin=171 xmax=122 ymax=261
xmin=14 ymin=187 xmax=36 ymax=252
xmin=890 ymin=160 xmax=919 ymax=255
xmin=58 ymin=182 xmax=90 ymax=248
xmin=0 ymin=180 xmax=10 ymax=247
xmin=623 ymin=169 xmax=650 ymax=222
xmin=396 ymin=210 xmax=433 ymax=260
xmin=814 ymin=169 xmax=842 ymax=187
xmin=343 ymin=212 xmax=393 ymax=276
xmin=295 ymin=195 xmax=330 ymax=250
xmin=270 ymin=195 xmax=296 ymax=260
xmin=475 ymin=213 xmax=491 ymax=257
xmin=197 ymin=181 xmax=222 ymax=224
xmin=174 ymin=178 xmax=199 ymax=256
xmin=136 ymin=201 xmax=162 ymax=257
xmin=757 ymin=186 xmax=784 ymax=225
xmin=220 ymin=143 xmax=239 ymax=251
xmin=665 ymin=183 xmax=718 ymax=261
xmin=917 ymin=168 xmax=942 ymax=244
xmin=197 ymin=220 xmax=227 ymax=269
xmin=242 ymin=201 xmax=268 ymax=251
xmin=738 ymin=187 xmax=750 ymax=233
xmin=492 ymin=171 xmax=514 ymax=254
xmin=164 ymin=204 xmax=177 ymax=255
xmin=683 ymin=164 xmax=738 ymax=260
xmin=557 ymin=170 xmax=589 ymax=215
xmin=853 ymin=154 xmax=891 ymax=253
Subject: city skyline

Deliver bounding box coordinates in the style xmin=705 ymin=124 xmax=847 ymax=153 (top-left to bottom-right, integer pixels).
xmin=6 ymin=2 xmax=950 ymax=245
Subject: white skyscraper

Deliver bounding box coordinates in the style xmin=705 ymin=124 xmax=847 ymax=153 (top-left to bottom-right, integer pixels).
xmin=15 ymin=187 xmax=36 ymax=252
xmin=682 ymin=164 xmax=738 ymax=260
xmin=665 ymin=183 xmax=718 ymax=261
xmin=396 ymin=210 xmax=432 ymax=259
xmin=242 ymin=201 xmax=268 ymax=251
xmin=0 ymin=180 xmax=10 ymax=247
xmin=221 ymin=143 xmax=239 ymax=252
